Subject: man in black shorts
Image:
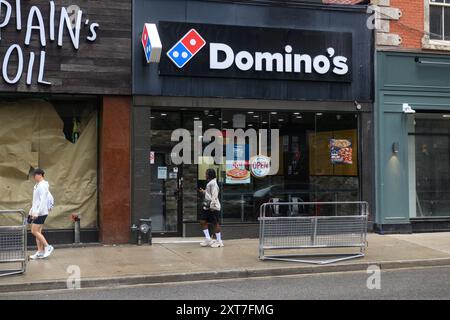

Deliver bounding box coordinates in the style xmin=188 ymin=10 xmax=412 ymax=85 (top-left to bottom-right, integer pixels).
xmin=199 ymin=168 xmax=223 ymax=248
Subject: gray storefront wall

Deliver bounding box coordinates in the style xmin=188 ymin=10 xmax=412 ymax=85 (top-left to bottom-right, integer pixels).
xmin=132 ymin=0 xmax=375 ymax=237
xmin=375 ymin=51 xmax=450 ymax=233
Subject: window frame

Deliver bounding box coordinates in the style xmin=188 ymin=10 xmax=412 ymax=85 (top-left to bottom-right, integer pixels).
xmin=423 ymin=0 xmax=450 ymax=50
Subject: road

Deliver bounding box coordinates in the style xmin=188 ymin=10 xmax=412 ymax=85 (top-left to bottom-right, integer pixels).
xmin=1 ymin=266 xmax=450 ymax=300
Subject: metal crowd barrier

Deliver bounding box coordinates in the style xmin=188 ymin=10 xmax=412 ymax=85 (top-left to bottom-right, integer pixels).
xmin=259 ymin=201 xmax=369 ymax=265
xmin=0 ymin=210 xmax=27 ymax=277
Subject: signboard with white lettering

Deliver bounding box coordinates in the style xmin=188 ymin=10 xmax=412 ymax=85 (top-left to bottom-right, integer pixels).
xmin=158 ymin=21 xmax=352 ymax=83
xmin=0 ymin=0 xmax=131 ymax=94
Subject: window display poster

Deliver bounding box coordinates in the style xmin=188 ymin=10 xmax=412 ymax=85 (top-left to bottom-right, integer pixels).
xmin=225 ymin=144 xmax=251 ymax=184
xmin=157 ymin=166 xmax=167 ymax=179
xmin=330 ymin=139 xmax=353 ymax=164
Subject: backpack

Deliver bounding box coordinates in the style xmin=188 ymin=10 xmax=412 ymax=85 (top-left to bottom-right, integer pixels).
xmin=47 ymin=191 xmax=54 ymax=211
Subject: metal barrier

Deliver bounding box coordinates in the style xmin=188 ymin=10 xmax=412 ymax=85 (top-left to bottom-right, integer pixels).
xmin=259 ymin=201 xmax=369 ymax=265
xmin=0 ymin=210 xmax=27 ymax=277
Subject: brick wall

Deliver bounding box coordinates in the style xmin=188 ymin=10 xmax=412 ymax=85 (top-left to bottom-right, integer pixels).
xmin=390 ymin=0 xmax=424 ymax=49
xmin=99 ymin=96 xmax=132 ymax=244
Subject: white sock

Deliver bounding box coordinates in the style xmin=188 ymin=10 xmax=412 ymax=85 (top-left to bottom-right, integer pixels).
xmin=216 ymin=233 xmax=222 ymax=242
xmin=203 ymin=229 xmax=211 ymax=240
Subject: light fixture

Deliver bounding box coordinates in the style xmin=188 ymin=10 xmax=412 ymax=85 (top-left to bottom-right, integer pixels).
xmin=262 ymin=121 xmax=268 ymax=124
xmin=392 ymin=142 xmax=400 ymax=154
xmin=402 ymin=103 xmax=416 ymax=114
xmin=150 ymin=116 xmax=155 ymax=119
xmin=415 ymin=57 xmax=450 ymax=66
xmin=294 ymin=112 xmax=300 ymax=115
xmin=248 ymin=124 xmax=253 ymax=127
xmin=442 ymin=115 xmax=450 ymax=118
xmin=316 ymin=113 xmax=323 ymax=116
xmin=161 ymin=113 xmax=167 ymax=116
xmin=253 ymin=115 xmax=259 ymax=118
xmin=194 ymin=117 xmax=200 ymax=120
xmin=247 ymin=111 xmax=254 ymax=114
xmin=296 ymin=116 xmax=302 ymax=119
xmin=271 ymin=112 xmax=277 ymax=115
xmin=278 ymin=118 xmax=284 ymax=122
xmin=209 ymin=123 xmax=215 ymax=126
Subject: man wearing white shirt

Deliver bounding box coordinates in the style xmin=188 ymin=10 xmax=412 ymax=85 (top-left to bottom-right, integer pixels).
xmin=29 ymin=168 xmax=54 ymax=260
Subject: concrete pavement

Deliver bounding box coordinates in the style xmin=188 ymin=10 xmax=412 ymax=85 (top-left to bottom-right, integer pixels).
xmin=1 ymin=233 xmax=450 ymax=293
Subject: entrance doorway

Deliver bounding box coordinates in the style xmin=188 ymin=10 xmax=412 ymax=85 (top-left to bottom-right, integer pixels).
xmin=149 ymin=147 xmax=183 ymax=236
xmin=409 ymin=112 xmax=450 ymax=218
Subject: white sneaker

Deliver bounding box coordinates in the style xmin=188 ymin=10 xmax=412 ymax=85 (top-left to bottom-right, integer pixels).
xmin=200 ymin=239 xmax=215 ymax=247
xmin=29 ymin=252 xmax=44 ymax=260
xmin=43 ymin=245 xmax=54 ymax=258
xmin=210 ymin=240 xmax=224 ymax=248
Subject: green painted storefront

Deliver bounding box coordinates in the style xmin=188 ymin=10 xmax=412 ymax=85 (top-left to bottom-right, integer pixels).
xmin=376 ymin=51 xmax=450 ymax=233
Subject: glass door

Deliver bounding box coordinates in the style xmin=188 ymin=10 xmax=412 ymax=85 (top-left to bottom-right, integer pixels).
xmin=149 ymin=149 xmax=183 ymax=235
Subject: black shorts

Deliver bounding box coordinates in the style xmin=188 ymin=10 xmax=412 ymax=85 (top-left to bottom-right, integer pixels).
xmin=200 ymin=210 xmax=220 ymax=225
xmin=31 ymin=215 xmax=48 ymax=225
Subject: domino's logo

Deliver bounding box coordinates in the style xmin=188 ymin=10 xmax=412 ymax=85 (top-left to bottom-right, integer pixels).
xmin=142 ymin=23 xmax=162 ymax=64
xmin=167 ymin=29 xmax=206 ymax=68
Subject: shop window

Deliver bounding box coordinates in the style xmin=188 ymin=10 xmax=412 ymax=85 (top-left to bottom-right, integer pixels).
xmin=147 ymin=109 xmax=360 ymax=227
xmin=0 ymin=99 xmax=98 ymax=229
xmin=219 ymin=111 xmax=359 ymax=222
xmin=409 ymin=113 xmax=450 ymax=217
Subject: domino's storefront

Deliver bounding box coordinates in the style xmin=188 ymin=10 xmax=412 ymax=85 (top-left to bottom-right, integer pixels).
xmin=132 ymin=0 xmax=375 ymax=238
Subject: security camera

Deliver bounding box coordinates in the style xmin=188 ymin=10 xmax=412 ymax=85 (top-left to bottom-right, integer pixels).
xmin=402 ymin=103 xmax=416 ymax=114
xmin=354 ymin=100 xmax=362 ymax=110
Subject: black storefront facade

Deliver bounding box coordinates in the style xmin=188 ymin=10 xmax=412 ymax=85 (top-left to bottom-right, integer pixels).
xmin=132 ymin=0 xmax=374 ymax=238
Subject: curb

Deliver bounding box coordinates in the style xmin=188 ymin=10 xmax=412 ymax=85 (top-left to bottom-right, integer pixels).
xmin=2 ymin=257 xmax=450 ymax=293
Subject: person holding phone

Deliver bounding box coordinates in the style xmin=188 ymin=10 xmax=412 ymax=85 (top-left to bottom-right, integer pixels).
xmin=198 ymin=168 xmax=223 ymax=248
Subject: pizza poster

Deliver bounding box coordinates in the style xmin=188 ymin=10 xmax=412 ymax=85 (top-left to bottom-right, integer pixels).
xmin=329 ymin=139 xmax=353 ymax=165
xmin=225 ymin=144 xmax=251 ymax=184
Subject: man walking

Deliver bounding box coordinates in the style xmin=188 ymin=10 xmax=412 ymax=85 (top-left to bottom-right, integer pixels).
xmin=29 ymin=168 xmax=54 ymax=260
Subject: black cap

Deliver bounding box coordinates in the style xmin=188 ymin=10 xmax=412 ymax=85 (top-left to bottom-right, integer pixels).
xmin=33 ymin=168 xmax=45 ymax=176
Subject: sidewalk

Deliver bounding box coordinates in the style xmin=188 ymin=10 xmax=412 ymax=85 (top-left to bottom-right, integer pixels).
xmin=1 ymin=233 xmax=450 ymax=293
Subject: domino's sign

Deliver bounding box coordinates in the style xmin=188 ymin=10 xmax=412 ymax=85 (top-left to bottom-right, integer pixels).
xmin=142 ymin=23 xmax=162 ymax=63
xmin=158 ymin=21 xmax=353 ymax=83
xmin=167 ymin=29 xmax=206 ymax=68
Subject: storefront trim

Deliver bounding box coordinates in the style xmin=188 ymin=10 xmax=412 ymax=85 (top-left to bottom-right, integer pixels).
xmin=375 ymin=50 xmax=450 ymax=232
xmin=133 ymin=96 xmax=373 ymax=112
